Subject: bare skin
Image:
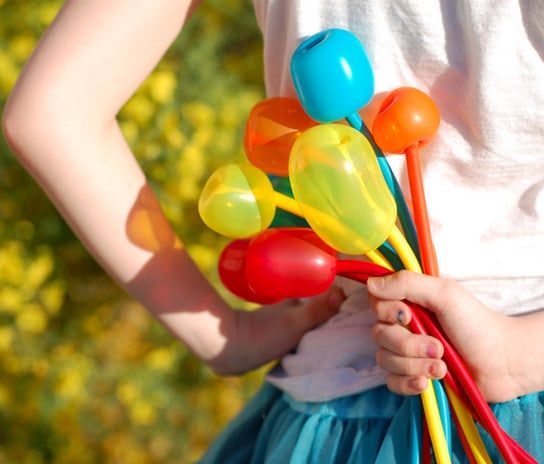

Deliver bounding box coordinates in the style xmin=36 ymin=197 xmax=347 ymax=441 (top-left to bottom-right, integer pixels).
xmin=4 ymin=0 xmax=543 ymax=403
xmin=2 ymin=0 xmax=345 ymax=375
xmin=367 ymin=271 xmax=544 ymax=403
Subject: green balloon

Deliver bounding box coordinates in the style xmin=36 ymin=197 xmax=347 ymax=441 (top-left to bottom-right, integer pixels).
xmin=289 ymin=124 xmax=396 ymax=255
xmin=198 ymin=164 xmax=276 ymax=238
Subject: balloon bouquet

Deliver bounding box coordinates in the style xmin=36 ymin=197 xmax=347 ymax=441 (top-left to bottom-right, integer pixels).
xmin=197 ymin=29 xmax=535 ymax=464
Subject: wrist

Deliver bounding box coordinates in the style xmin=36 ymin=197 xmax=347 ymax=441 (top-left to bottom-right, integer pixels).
xmin=475 ymin=313 xmax=544 ymax=402
xmin=504 ymin=313 xmax=544 ymax=398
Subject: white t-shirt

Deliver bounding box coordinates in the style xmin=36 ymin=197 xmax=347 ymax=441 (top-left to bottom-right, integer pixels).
xmin=252 ymin=0 xmax=544 ymax=402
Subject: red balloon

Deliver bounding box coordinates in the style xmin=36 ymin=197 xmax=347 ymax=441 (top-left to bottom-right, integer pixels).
xmin=372 ymin=87 xmax=440 ymax=154
xmin=218 ymin=239 xmax=281 ymax=304
xmin=245 ymin=228 xmax=337 ymax=298
xmin=244 ymin=97 xmax=317 ymax=176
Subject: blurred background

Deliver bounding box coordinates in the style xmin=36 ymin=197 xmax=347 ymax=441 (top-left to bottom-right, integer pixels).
xmin=0 ymin=0 xmax=267 ymax=462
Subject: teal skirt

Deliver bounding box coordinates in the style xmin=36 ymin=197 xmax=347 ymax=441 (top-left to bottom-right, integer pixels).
xmin=198 ymin=383 xmax=544 ymax=463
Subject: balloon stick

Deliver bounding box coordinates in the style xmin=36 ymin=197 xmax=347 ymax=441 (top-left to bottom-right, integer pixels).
xmin=290 ymin=28 xmax=420 ymax=258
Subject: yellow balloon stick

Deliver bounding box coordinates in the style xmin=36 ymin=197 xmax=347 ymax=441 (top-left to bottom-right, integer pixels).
xmin=381 ymin=225 xmax=452 ymax=464
xmin=273 ymin=191 xmax=394 ymax=270
xmin=366 ymin=249 xmax=394 ymax=271
xmin=386 ymin=225 xmax=423 ymax=273
xmin=387 ymin=224 xmax=493 ymax=463
xmin=445 ymin=384 xmax=493 ymax=464
xmin=421 ymin=383 xmax=452 ymax=464
xmin=273 ymin=190 xmax=303 ymax=218
xmin=277 ymin=188 xmax=452 ymax=463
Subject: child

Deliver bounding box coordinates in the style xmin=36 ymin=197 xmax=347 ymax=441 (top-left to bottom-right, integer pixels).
xmin=4 ymin=0 xmax=544 ymax=462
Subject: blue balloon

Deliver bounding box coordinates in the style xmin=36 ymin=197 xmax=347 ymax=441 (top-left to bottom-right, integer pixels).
xmin=290 ymin=28 xmax=374 ymax=123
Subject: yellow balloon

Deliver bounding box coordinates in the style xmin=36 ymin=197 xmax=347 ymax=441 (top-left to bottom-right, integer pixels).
xmin=289 ymin=124 xmax=396 ymax=255
xmin=198 ymin=163 xmax=276 ymax=238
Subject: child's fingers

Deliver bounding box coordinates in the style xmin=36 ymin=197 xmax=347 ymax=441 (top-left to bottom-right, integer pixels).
xmin=372 ymin=321 xmax=446 ymax=395
xmin=386 ymin=373 xmax=433 ymax=396
xmin=215 ymin=287 xmax=346 ymax=375
xmin=372 ymin=321 xmax=444 ymax=360
xmin=369 ymin=296 xmax=413 ymax=326
xmin=367 ymin=270 xmax=463 ymax=318
xmin=287 ymin=286 xmax=346 ymax=333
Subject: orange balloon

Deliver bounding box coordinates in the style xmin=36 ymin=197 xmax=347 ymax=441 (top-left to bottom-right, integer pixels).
xmin=244 ymin=97 xmax=317 ymax=176
xmin=372 ymin=87 xmax=440 ymax=154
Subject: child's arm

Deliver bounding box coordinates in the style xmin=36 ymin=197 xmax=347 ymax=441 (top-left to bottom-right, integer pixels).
xmin=367 ymin=271 xmax=544 ymax=403
xmin=2 ymin=0 xmax=344 ymax=375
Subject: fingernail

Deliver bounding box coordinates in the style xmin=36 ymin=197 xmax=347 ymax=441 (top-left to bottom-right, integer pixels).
xmin=409 ymin=377 xmax=428 ymax=392
xmin=429 ymin=362 xmax=446 ymax=379
xmin=367 ymin=276 xmax=386 ymax=290
xmin=396 ymin=310 xmax=407 ymax=325
xmin=425 ymin=343 xmax=438 ymax=358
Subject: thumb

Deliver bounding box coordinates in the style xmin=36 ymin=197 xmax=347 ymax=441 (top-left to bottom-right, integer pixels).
xmin=366 ymin=270 xmax=476 ymax=323
xmin=367 ymin=270 xmax=449 ymax=313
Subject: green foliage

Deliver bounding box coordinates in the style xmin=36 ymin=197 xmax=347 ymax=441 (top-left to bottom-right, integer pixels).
xmin=0 ymin=1 xmax=266 ymax=462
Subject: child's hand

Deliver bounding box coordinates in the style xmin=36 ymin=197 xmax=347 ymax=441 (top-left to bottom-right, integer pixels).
xmin=366 ymin=271 xmax=524 ymax=403
xmin=210 ymin=287 xmax=346 ymax=376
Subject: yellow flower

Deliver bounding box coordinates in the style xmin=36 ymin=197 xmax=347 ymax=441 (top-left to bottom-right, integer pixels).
xmin=116 ymin=381 xmax=139 ymax=406
xmin=82 ymin=312 xmax=103 ymax=336
xmin=0 ymin=326 xmax=14 ymax=351
xmin=0 ymin=241 xmax=25 ymax=285
xmin=177 ymin=144 xmax=206 ymax=181
xmin=0 ymin=287 xmax=24 ymax=314
xmin=187 ymin=243 xmax=218 ymax=272
xmin=176 ymin=178 xmax=200 ymax=202
xmin=120 ymin=119 xmax=139 ymax=145
xmin=192 ymin=126 xmax=214 ymax=148
xmin=9 ymin=34 xmax=37 ymax=62
xmin=181 ymin=101 xmax=215 ymax=127
xmin=210 ymin=129 xmax=237 ymax=158
xmin=148 ymin=69 xmax=177 ymax=104
xmin=157 ymin=108 xmax=180 ymax=130
xmin=25 ymin=246 xmax=54 ymax=289
xmin=164 ymin=126 xmax=186 ymax=149
xmin=144 ymin=347 xmax=176 ymax=371
xmin=218 ymin=102 xmax=241 ymax=129
xmin=54 ymin=356 xmax=91 ymax=400
xmin=0 ymin=50 xmax=19 ymax=96
xmin=130 ymin=400 xmax=157 ymax=426
xmin=39 ymin=3 xmax=61 ymax=26
xmin=40 ymin=279 xmax=66 ymax=315
xmin=121 ymin=94 xmax=155 ymax=125
xmin=15 ymin=303 xmax=47 ymax=333
xmin=55 ymin=371 xmax=82 ymax=399
xmin=144 ymin=142 xmax=162 ymax=160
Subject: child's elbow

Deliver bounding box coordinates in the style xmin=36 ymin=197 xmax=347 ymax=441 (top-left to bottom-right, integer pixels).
xmin=2 ymin=93 xmax=47 ymax=163
xmin=2 ymin=98 xmax=25 ymax=155
xmin=2 ymin=89 xmax=75 ymax=169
